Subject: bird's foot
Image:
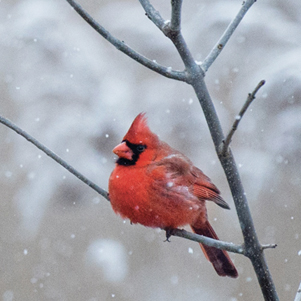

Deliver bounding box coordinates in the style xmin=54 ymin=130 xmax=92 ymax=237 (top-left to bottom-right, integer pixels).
xmin=164 ymin=228 xmax=175 ymax=242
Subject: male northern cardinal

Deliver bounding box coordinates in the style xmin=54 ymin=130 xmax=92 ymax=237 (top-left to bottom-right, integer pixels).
xmin=109 ymin=113 xmax=238 ymax=278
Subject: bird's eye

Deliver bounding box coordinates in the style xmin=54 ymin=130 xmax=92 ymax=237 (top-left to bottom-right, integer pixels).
xmin=136 ymin=145 xmax=146 ymax=152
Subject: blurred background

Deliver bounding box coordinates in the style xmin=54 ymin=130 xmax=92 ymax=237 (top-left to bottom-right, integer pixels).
xmin=0 ymin=0 xmax=300 ymax=300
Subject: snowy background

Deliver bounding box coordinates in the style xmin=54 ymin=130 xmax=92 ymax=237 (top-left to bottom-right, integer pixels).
xmin=0 ymin=0 xmax=300 ymax=300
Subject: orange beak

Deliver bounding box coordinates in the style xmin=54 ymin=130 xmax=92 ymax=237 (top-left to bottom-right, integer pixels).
xmin=112 ymin=142 xmax=134 ymax=160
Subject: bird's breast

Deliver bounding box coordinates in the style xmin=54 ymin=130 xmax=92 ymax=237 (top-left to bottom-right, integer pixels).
xmin=108 ymin=165 xmax=205 ymax=229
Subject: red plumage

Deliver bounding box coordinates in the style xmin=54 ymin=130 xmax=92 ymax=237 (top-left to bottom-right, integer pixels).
xmin=109 ymin=113 xmax=238 ymax=278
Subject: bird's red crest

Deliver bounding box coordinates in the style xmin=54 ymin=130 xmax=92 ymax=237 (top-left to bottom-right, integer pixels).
xmin=123 ymin=113 xmax=158 ymax=146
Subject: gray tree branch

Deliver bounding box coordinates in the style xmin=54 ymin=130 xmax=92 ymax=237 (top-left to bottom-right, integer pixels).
xmin=0 ymin=115 xmax=109 ymax=201
xmin=66 ymin=0 xmax=187 ymax=82
xmin=138 ymin=0 xmax=166 ymax=31
xmin=170 ymin=228 xmax=244 ymax=254
xmin=202 ymin=0 xmax=257 ymax=72
xmin=171 ymin=229 xmax=276 ymax=254
xmin=222 ymin=80 xmax=266 ymax=156
xmin=170 ymin=0 xmax=183 ymax=32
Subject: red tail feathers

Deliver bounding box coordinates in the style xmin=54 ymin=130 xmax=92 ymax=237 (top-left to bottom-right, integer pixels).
xmin=191 ymin=221 xmax=238 ymax=278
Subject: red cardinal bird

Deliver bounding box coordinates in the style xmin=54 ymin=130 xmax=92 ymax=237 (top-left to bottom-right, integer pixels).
xmin=109 ymin=113 xmax=238 ymax=278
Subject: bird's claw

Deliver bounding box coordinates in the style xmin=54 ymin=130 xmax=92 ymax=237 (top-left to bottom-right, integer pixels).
xmin=164 ymin=228 xmax=174 ymax=242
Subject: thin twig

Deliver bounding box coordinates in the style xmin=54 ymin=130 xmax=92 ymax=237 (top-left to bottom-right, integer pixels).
xmin=0 ymin=115 xmax=109 ymax=201
xmin=169 ymin=228 xmax=244 ymax=254
xmin=202 ymin=0 xmax=257 ymax=72
xmin=294 ymin=281 xmax=301 ymax=301
xmin=222 ymin=80 xmax=265 ymax=156
xmin=261 ymin=244 xmax=277 ymax=251
xmin=65 ymin=0 xmax=187 ymax=82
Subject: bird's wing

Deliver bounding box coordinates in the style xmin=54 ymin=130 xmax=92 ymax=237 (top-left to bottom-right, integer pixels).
xmin=149 ymin=153 xmax=230 ymax=210
xmin=147 ymin=153 xmax=198 ymax=202
xmin=190 ymin=166 xmax=230 ymax=209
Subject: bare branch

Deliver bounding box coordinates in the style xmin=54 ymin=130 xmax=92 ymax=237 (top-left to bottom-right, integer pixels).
xmin=0 ymin=115 xmax=109 ymax=201
xmin=167 ymin=0 xmax=198 ymax=74
xmin=222 ymin=80 xmax=265 ymax=156
xmin=65 ymin=0 xmax=187 ymax=82
xmin=170 ymin=0 xmax=183 ymax=32
xmin=202 ymin=0 xmax=257 ymax=72
xmin=138 ymin=0 xmax=166 ymax=31
xmin=169 ymin=228 xmax=244 ymax=254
